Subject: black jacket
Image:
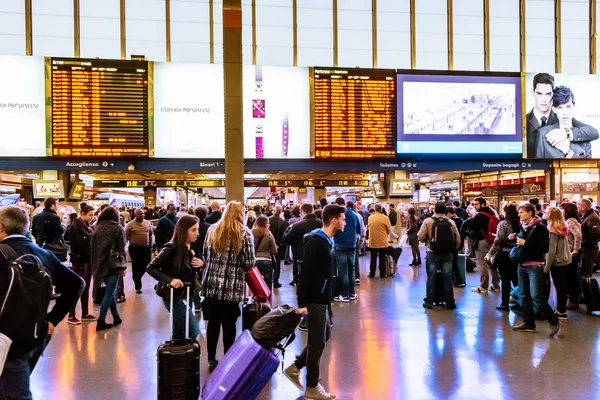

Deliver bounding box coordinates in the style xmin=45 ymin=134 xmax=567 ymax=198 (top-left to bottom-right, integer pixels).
xmin=269 ymin=215 xmax=288 ymax=245
xmin=526 ymin=109 xmax=558 ymax=157
xmin=2 ymin=236 xmax=84 ymax=358
xmin=205 ymin=210 xmax=222 ymax=225
xmin=191 ymin=220 xmax=210 ymax=260
xmin=155 ymin=214 xmax=178 ymax=250
xmin=470 ymin=207 xmax=495 ymax=241
xmin=90 ymin=220 xmax=126 ymax=279
xmin=454 ymin=207 xmax=468 ymax=221
xmin=389 ymin=210 xmax=398 ymax=226
xmin=281 ymin=214 xmax=323 ymax=262
xmin=147 ymin=243 xmax=199 ymax=300
xmin=297 ymin=229 xmax=333 ymax=307
xmin=517 ymin=218 xmax=549 ymax=263
xmin=581 ymin=209 xmax=600 ymax=249
xmin=32 ymin=209 xmax=65 ymax=245
xmin=68 ymin=218 xmax=93 ymax=263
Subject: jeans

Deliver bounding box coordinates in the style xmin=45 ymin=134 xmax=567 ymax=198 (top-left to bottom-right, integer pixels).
xmin=294 ymin=304 xmax=331 ymax=388
xmin=69 ymin=262 xmax=91 ymax=318
xmin=495 ymin=251 xmax=518 ymax=307
xmin=0 ymin=334 xmax=52 ymax=400
xmin=162 ymin=297 xmax=200 ymax=340
xmin=129 ymin=245 xmax=151 ymax=291
xmin=369 ymin=248 xmax=387 ymax=277
xmin=579 ymin=247 xmax=598 ymax=278
xmin=255 ymin=259 xmax=274 ymax=292
xmin=475 ymin=240 xmax=500 ymax=289
xmin=518 ymin=265 xmax=559 ymax=327
xmin=551 ymin=265 xmax=569 ymax=313
xmin=204 ymin=297 xmax=241 ymax=361
xmin=566 ymin=254 xmax=581 ymax=303
xmin=334 ymin=248 xmax=356 ymax=298
xmin=425 ymin=251 xmax=454 ymax=305
xmin=98 ymin=273 xmax=120 ymax=322
xmin=355 ymin=238 xmax=361 ymax=279
xmin=451 ymin=251 xmax=465 ymax=285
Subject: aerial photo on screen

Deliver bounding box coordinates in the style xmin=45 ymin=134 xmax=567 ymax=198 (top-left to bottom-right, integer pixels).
xmin=403 ymin=81 xmax=516 ymax=136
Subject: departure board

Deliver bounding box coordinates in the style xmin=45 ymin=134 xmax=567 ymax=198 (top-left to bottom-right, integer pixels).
xmin=49 ymin=57 xmax=149 ymax=157
xmin=313 ymin=67 xmax=396 ymax=159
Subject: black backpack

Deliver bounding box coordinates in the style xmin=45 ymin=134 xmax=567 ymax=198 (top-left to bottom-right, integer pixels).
xmin=430 ymin=217 xmax=456 ymax=254
xmin=251 ymin=304 xmax=301 ymax=350
xmin=0 ymin=244 xmax=53 ymax=340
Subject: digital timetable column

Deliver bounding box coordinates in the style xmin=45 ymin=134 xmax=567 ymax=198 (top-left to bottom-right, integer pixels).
xmin=47 ymin=57 xmax=150 ymax=157
xmin=312 ymin=67 xmax=396 ymax=159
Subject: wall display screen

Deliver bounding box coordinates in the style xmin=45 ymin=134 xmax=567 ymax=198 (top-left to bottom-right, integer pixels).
xmin=68 ymin=181 xmax=86 ymax=200
xmin=313 ymin=67 xmax=396 ymax=159
xmin=47 ymin=57 xmax=151 ymax=157
xmin=33 ymin=180 xmax=65 ymax=199
xmin=397 ymin=73 xmax=522 ymax=154
xmin=244 ymin=66 xmax=310 ymax=159
xmin=373 ymin=181 xmax=387 ymax=197
xmin=0 ymin=56 xmax=46 ymax=157
xmin=389 ymin=179 xmax=413 ymax=196
xmin=524 ymin=73 xmax=600 ymax=159
xmin=153 ymin=63 xmax=225 ymax=158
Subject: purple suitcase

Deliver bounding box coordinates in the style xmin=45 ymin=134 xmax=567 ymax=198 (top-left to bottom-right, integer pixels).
xmin=202 ymin=330 xmax=278 ymax=400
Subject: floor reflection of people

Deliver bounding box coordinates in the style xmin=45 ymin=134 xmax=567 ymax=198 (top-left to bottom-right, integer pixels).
xmin=534 ymin=86 xmax=599 ymax=159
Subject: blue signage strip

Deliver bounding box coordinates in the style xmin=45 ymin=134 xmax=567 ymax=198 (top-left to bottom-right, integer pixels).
xmin=380 ymin=161 xmax=550 ymax=171
xmin=0 ymin=159 xmax=130 ymax=171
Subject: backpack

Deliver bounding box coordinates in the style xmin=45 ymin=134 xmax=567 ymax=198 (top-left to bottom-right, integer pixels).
xmin=251 ymin=304 xmax=301 ymax=350
xmin=0 ymin=244 xmax=53 ymax=341
xmin=430 ymin=217 xmax=456 ymax=254
xmin=480 ymin=212 xmax=500 ymax=245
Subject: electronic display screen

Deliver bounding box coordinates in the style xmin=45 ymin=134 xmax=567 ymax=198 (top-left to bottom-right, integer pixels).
xmin=390 ymin=179 xmax=413 ymax=196
xmin=33 ymin=180 xmax=64 ymax=199
xmin=396 ymin=73 xmax=522 ymax=154
xmin=313 ymin=67 xmax=396 ymax=159
xmin=68 ymin=181 xmax=85 ymax=200
xmin=524 ymin=72 xmax=600 ymax=159
xmin=48 ymin=57 xmax=150 ymax=157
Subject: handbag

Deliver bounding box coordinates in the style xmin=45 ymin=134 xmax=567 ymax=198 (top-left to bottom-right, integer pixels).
xmin=43 ymin=239 xmax=68 ymax=262
xmin=509 ymin=225 xmax=536 ymax=263
xmin=108 ymin=239 xmax=126 ymax=272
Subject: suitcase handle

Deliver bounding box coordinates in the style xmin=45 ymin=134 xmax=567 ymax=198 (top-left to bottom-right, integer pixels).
xmin=169 ymin=282 xmax=192 ymax=340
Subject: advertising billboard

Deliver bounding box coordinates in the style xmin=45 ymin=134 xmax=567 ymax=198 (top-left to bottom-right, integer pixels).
xmin=0 ymin=56 xmax=46 ymax=157
xmin=153 ymin=63 xmax=225 ymax=158
xmin=524 ymin=72 xmax=600 ymax=159
xmin=389 ymin=179 xmax=413 ymax=196
xmin=396 ymin=72 xmax=522 ymax=155
xmin=243 ymin=66 xmax=310 ymax=159
xmin=33 ymin=180 xmax=65 ymax=199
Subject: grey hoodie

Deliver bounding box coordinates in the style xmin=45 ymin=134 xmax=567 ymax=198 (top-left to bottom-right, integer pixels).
xmin=544 ymin=226 xmax=572 ymax=273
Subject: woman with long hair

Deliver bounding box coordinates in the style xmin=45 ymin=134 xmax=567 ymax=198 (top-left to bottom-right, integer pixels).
xmin=562 ymin=202 xmax=583 ymax=310
xmin=546 ymin=207 xmax=573 ymax=318
xmin=485 ymin=204 xmax=520 ymax=311
xmin=245 ymin=210 xmax=256 ymax=230
xmin=406 ymin=208 xmax=421 ymax=266
xmin=147 ymin=215 xmax=204 ymax=339
xmin=202 ymin=201 xmax=255 ymax=372
xmin=90 ymin=206 xmax=126 ymax=331
xmin=252 ymin=215 xmax=278 ymax=290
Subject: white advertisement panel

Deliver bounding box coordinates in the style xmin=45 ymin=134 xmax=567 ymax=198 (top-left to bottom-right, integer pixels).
xmin=0 ymin=56 xmax=46 ymax=157
xmin=153 ymin=63 xmax=225 ymax=158
xmin=243 ymin=66 xmax=310 ymax=159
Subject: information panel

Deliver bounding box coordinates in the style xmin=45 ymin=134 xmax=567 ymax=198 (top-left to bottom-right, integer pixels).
xmin=48 ymin=57 xmax=150 ymax=157
xmin=313 ymin=67 xmax=396 ymax=159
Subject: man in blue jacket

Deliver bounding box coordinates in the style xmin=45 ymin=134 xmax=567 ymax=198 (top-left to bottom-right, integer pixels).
xmin=332 ymin=198 xmax=361 ymax=302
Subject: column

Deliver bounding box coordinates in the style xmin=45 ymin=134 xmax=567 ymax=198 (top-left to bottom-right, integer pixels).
xmin=294 ymin=189 xmax=300 ymax=204
xmin=144 ymin=187 xmax=157 ymax=209
xmin=223 ymin=0 xmax=244 ymax=203
xmin=307 ymin=187 xmax=315 ymax=204
xmin=314 ymin=188 xmax=327 ymax=204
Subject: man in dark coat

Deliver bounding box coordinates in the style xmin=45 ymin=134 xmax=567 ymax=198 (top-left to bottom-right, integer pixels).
xmin=32 ymin=197 xmax=65 ymax=246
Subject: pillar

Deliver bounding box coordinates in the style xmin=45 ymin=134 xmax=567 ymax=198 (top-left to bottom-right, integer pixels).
xmin=144 ymin=187 xmax=157 ymax=209
xmin=294 ymin=189 xmax=300 ymax=204
xmin=307 ymin=187 xmax=315 ymax=204
xmin=223 ymin=0 xmax=244 ymax=203
xmin=314 ymin=188 xmax=327 ymax=204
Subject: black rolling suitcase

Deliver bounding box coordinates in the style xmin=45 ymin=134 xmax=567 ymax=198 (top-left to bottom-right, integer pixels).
xmin=433 ymin=270 xmax=446 ymax=305
xmin=242 ymin=298 xmax=271 ymax=331
xmin=581 ymin=276 xmax=600 ymax=314
xmin=157 ymin=285 xmax=200 ymax=400
xmin=387 ymin=245 xmax=403 ymax=266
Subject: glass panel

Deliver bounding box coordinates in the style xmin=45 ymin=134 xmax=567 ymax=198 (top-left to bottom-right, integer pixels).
xmin=32 ymin=0 xmax=74 ymax=57
xmin=126 ymin=0 xmax=166 ymax=61
xmin=338 ymin=0 xmax=372 ymax=68
xmin=561 ymin=0 xmax=589 ymax=73
xmin=0 ymin=2 xmax=26 ymax=56
xmin=80 ymin=0 xmax=120 ymax=59
xmin=297 ymin=0 xmax=333 ymax=66
xmin=170 ymin=0 xmax=210 ymax=63
xmin=490 ymin=0 xmax=520 ymax=71
xmin=415 ymin=0 xmax=447 ymax=70
xmin=526 ymin=0 xmax=554 ymax=73
xmin=453 ymin=0 xmax=483 ymax=71
xmin=377 ymin=0 xmax=411 ymax=69
xmin=255 ymin=2 xmax=293 ymax=66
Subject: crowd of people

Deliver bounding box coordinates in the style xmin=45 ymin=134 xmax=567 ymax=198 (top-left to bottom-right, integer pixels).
xmin=2 ymin=192 xmax=600 ymax=400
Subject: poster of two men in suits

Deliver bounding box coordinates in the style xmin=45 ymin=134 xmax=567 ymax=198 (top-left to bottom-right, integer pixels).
xmin=525 ymin=72 xmax=600 ymax=159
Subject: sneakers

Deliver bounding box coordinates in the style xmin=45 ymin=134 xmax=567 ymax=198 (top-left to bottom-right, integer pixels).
xmin=422 ymin=302 xmax=433 ymax=309
xmin=471 ymin=286 xmax=488 ymax=293
xmin=208 ymin=359 xmax=219 ymax=373
xmin=349 ymin=294 xmax=358 ymax=301
xmin=489 ymin=285 xmax=501 ymax=293
xmin=283 ymin=364 xmax=303 ymax=390
xmin=96 ymin=321 xmax=113 ymax=332
xmin=135 ymin=289 xmax=142 ymax=294
xmin=512 ymin=322 xmax=536 ymax=332
xmin=355 ymin=279 xmax=360 ymax=285
xmin=81 ymin=314 xmax=97 ymax=321
xmin=113 ymin=316 xmax=123 ymax=326
xmin=549 ymin=321 xmax=563 ymax=338
xmin=67 ymin=317 xmax=81 ymax=325
xmin=554 ymin=310 xmax=568 ymax=320
xmin=333 ymin=295 xmax=349 ymax=303
xmin=298 ymin=320 xmax=308 ymax=332
xmin=305 ymin=383 xmax=337 ymax=400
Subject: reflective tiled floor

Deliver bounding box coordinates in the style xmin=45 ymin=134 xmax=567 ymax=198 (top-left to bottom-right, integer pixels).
xmin=32 ymin=249 xmax=600 ymax=400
